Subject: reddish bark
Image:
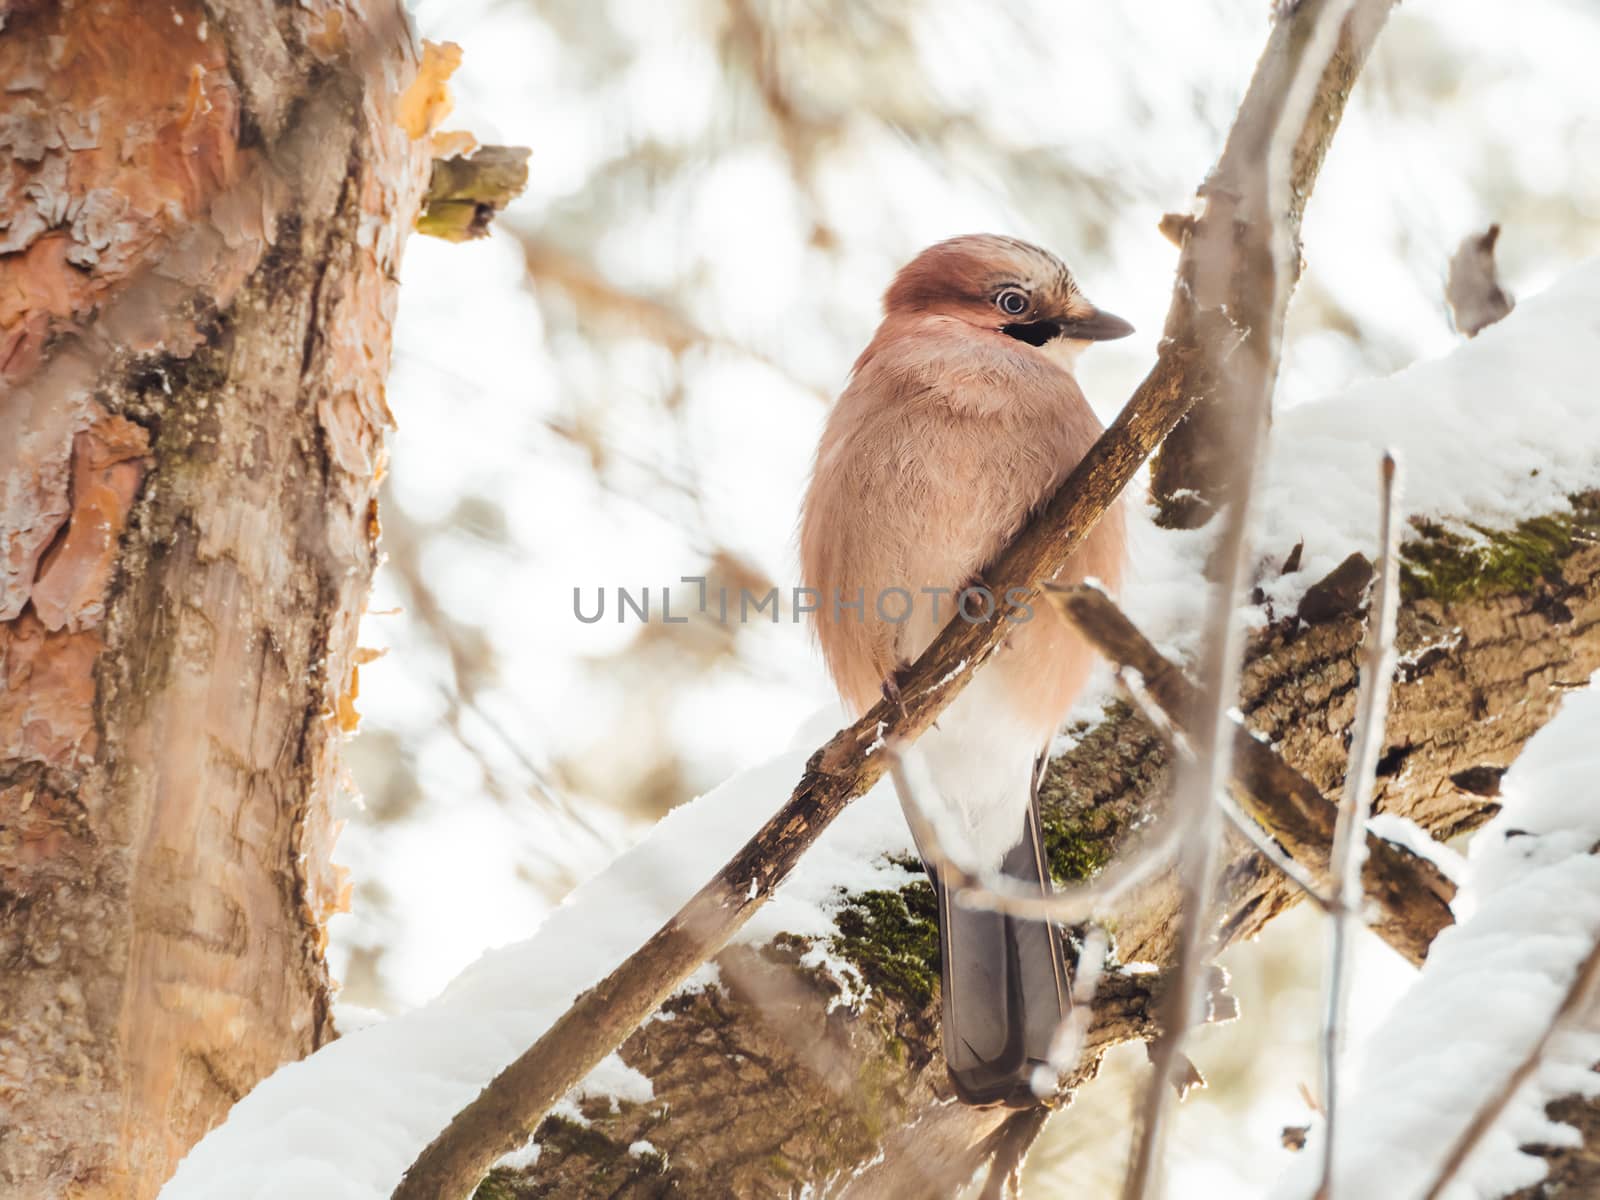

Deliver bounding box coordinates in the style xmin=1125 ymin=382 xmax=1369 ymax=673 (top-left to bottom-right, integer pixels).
xmin=0 ymin=3 xmax=433 ymax=1194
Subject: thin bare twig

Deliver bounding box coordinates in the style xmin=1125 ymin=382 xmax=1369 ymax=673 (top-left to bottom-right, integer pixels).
xmin=517 ymin=233 xmax=829 ymax=403
xmin=1123 ymin=2 xmax=1394 ymax=1187
xmin=1215 ymin=789 xmax=1332 ymax=911
xmin=1117 ymin=665 xmax=1333 ymax=912
xmin=887 ymin=740 xmax=1182 ymax=925
xmin=1318 ymin=452 xmax=1404 ymax=1199
xmin=1041 ymin=925 xmax=1113 ymax=1091
xmin=1121 ymin=363 xmax=1263 ymax=1200
xmin=380 ymin=504 xmax=615 ymax=851
xmin=1422 ymin=935 xmax=1600 ymax=1200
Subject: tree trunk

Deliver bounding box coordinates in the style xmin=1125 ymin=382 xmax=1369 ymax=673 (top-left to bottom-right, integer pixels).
xmin=0 ymin=4 xmax=430 ymax=1196
xmin=481 ymin=496 xmax=1600 ymax=1198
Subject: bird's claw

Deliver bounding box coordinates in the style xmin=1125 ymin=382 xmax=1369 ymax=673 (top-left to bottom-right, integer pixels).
xmin=881 ymin=672 xmax=904 ymax=709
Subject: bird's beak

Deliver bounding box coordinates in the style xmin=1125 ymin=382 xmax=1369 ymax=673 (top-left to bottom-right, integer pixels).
xmin=1058 ymin=307 xmax=1135 ymax=342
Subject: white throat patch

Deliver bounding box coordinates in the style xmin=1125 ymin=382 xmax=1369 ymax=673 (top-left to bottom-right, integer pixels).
xmin=1035 ymin=337 xmax=1090 ymax=371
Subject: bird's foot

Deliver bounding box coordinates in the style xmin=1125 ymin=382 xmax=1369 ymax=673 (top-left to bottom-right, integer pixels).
xmin=881 ymin=670 xmax=905 ymax=711
xmin=880 ymin=664 xmax=936 ymax=728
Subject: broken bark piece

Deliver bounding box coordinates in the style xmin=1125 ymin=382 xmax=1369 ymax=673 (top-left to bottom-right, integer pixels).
xmin=1450 ymin=764 xmax=1506 ymax=797
xmin=1297 ymin=552 xmax=1374 ymax=624
xmin=1281 ymin=540 xmax=1305 ymax=576
xmin=417 ymin=144 xmax=531 ymax=242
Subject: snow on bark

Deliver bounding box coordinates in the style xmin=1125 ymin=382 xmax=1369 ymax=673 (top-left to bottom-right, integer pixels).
xmin=1123 ymin=255 xmax=1600 ymax=667
xmin=1277 ymin=678 xmax=1600 ymax=1200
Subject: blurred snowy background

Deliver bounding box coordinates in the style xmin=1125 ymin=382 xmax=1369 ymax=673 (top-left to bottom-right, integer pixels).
xmin=328 ymin=0 xmax=1600 ymax=1192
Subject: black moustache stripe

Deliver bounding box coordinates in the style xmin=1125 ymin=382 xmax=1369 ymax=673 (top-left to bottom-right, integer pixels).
xmin=1000 ymin=320 xmax=1060 ymax=347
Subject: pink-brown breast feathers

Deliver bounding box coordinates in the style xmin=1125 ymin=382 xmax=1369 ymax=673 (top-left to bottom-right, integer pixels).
xmin=799 ymin=315 xmax=1125 ymax=738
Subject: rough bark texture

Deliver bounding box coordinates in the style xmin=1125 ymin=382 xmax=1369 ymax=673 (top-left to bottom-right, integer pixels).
xmin=0 ymin=4 xmax=432 ymax=1196
xmin=477 ymin=941 xmax=1225 ymax=1200
xmin=1048 ymin=583 xmax=1456 ymax=968
xmin=482 ymin=493 xmax=1600 ymax=1198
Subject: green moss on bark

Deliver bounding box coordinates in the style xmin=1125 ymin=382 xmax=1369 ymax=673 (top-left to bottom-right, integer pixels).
xmin=536 ymin=1114 xmax=619 ymax=1163
xmin=829 ymin=881 xmax=940 ymax=1009
xmin=1041 ymin=804 xmax=1119 ymax=884
xmin=1400 ymin=494 xmax=1600 ymax=604
xmin=472 ymin=1175 xmax=520 ymax=1200
xmin=1036 ymin=701 xmax=1158 ymax=887
xmin=472 ymin=1113 xmax=670 ymax=1200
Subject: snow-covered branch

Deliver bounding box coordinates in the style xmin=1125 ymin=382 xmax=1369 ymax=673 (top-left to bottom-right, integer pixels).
xmin=160 ymin=260 xmax=1600 ymax=1199
xmin=1278 ymin=683 xmax=1600 ymax=1200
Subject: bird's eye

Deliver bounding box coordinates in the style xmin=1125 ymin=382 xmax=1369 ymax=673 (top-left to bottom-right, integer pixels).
xmin=996 ymin=288 xmax=1029 ymax=316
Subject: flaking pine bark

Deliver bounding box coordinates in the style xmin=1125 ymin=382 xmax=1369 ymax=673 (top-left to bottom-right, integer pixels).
xmin=0 ymin=4 xmax=432 ymax=1196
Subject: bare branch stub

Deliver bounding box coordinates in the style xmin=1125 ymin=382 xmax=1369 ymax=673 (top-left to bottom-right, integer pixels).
xmin=417 ymin=145 xmax=532 ymax=242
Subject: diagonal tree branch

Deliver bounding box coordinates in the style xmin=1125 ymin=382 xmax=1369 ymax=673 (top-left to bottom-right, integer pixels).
xmin=1049 ymin=582 xmax=1454 ymax=967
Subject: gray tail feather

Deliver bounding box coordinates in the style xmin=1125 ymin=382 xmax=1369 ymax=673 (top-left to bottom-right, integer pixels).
xmin=930 ymin=784 xmax=1068 ymax=1107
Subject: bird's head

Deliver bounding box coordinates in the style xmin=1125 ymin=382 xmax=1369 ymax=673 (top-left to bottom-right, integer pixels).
xmin=883 ymin=234 xmax=1133 ymax=356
